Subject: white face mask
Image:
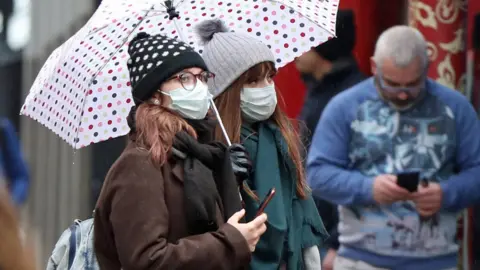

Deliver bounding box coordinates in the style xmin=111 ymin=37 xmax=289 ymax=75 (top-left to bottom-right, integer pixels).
xmin=161 ymin=82 xmax=212 ymax=120
xmin=240 ymin=83 xmax=277 ymax=122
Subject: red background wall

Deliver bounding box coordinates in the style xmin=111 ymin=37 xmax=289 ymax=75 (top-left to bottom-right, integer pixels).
xmin=274 ymin=0 xmax=406 ymax=118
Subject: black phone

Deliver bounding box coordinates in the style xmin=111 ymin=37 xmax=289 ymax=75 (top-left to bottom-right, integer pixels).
xmin=256 ymin=188 xmax=276 ymax=217
xmin=397 ymin=171 xmax=420 ymax=192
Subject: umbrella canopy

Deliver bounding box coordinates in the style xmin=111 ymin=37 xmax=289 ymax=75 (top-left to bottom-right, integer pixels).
xmin=21 ymin=0 xmax=339 ymax=148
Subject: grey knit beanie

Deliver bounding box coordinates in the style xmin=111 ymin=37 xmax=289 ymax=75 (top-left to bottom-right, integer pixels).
xmin=196 ymin=19 xmax=275 ymax=98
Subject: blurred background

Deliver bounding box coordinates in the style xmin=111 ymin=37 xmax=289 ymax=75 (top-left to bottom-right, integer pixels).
xmin=1 ymin=0 xmax=479 ymax=268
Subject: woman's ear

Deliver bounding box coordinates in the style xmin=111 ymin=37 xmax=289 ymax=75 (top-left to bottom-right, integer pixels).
xmin=152 ymin=91 xmax=171 ymax=107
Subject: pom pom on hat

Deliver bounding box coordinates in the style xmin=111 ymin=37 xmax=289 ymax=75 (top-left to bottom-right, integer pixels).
xmin=128 ymin=32 xmax=150 ymax=55
xmin=195 ymin=19 xmax=230 ymax=44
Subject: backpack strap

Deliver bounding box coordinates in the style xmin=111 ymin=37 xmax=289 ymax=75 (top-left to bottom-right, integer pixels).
xmin=67 ymin=220 xmax=82 ymax=270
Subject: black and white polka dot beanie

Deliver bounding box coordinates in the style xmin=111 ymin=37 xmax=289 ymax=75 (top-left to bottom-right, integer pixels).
xmin=127 ymin=32 xmax=208 ymax=105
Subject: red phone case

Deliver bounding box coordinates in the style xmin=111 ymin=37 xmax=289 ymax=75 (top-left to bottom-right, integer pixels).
xmin=256 ymin=188 xmax=276 ymax=216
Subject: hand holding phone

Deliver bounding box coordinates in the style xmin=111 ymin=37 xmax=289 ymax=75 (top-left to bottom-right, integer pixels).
xmin=373 ymin=174 xmax=411 ymax=204
xmin=256 ymin=188 xmax=275 ymax=217
xmin=396 ymin=171 xmax=420 ymax=192
xmin=227 ymin=209 xmax=267 ymax=252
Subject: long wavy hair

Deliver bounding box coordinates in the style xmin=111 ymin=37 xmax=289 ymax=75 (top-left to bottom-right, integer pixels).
xmin=133 ymin=92 xmax=197 ymax=165
xmin=213 ymin=62 xmax=309 ymax=199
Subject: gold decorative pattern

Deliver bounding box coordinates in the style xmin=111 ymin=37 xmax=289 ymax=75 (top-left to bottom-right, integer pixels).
xmin=435 ymin=0 xmax=461 ymax=24
xmin=409 ymin=0 xmax=438 ymax=29
xmin=426 ymin=41 xmax=438 ymax=61
xmin=436 ymin=54 xmax=456 ymax=89
xmin=408 ymin=0 xmax=466 ymax=91
xmin=439 ymin=28 xmax=464 ymax=54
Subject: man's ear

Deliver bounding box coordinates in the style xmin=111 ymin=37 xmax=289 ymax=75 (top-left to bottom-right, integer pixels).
xmin=370 ymin=57 xmax=377 ymax=75
xmin=425 ymin=60 xmax=431 ymax=73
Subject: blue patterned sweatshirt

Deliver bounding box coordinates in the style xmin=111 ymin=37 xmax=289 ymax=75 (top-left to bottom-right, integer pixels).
xmin=306 ymin=78 xmax=480 ymax=270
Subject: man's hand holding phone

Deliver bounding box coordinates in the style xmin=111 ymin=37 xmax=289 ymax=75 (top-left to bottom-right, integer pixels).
xmin=411 ymin=182 xmax=443 ymax=217
xmin=373 ymin=172 xmax=443 ymax=216
xmin=373 ymin=174 xmax=411 ymax=205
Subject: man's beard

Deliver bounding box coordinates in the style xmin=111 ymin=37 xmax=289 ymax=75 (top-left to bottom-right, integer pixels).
xmin=389 ymin=97 xmax=415 ymax=108
xmin=385 ymin=90 xmax=426 ymax=111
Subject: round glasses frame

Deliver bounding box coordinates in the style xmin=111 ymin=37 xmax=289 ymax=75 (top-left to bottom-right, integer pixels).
xmin=167 ymin=71 xmax=215 ymax=91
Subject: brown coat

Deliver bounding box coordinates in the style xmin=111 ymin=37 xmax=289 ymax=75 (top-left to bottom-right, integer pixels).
xmin=94 ymin=142 xmax=251 ymax=270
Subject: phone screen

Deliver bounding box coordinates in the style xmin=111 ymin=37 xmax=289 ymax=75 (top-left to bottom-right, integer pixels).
xmin=397 ymin=172 xmax=420 ymax=192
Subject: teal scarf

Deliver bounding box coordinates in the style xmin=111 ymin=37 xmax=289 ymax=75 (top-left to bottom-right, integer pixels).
xmin=241 ymin=122 xmax=327 ymax=270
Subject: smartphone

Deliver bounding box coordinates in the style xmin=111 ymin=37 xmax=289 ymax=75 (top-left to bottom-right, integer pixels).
xmin=256 ymin=188 xmax=276 ymax=217
xmin=397 ymin=171 xmax=420 ymax=192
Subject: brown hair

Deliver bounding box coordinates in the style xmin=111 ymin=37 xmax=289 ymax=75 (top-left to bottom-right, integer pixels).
xmin=134 ymin=92 xmax=197 ymax=165
xmin=213 ymin=62 xmax=309 ymax=199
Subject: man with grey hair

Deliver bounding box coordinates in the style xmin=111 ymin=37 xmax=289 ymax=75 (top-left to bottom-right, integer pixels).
xmin=307 ymin=25 xmax=480 ymax=269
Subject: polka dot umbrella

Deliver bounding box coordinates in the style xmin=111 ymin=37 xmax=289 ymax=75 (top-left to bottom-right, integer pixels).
xmin=20 ymin=0 xmax=339 ymax=149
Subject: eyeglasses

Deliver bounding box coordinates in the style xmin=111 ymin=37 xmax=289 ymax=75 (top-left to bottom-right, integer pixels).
xmin=376 ymin=70 xmax=425 ymax=93
xmin=168 ymin=71 xmax=215 ymax=91
xmin=377 ymin=78 xmax=420 ymax=93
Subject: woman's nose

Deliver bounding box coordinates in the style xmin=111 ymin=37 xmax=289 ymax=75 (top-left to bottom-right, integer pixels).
xmin=262 ymin=79 xmax=274 ymax=87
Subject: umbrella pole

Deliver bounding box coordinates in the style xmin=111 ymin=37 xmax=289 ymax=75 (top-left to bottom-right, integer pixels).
xmin=209 ymin=98 xmax=241 ymax=201
xmin=168 ymin=12 xmax=232 ymax=146
xmin=165 ymin=9 xmax=238 ymax=202
xmin=168 ymin=9 xmax=232 ymax=146
xmin=209 ymin=99 xmax=231 ymax=146
xmin=173 ymin=19 xmax=187 ymax=43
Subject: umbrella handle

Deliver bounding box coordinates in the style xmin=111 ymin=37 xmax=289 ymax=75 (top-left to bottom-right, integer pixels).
xmin=165 ymin=0 xmax=179 ymax=20
xmin=165 ymin=2 xmax=186 ymax=42
xmin=209 ymin=99 xmax=232 ymax=146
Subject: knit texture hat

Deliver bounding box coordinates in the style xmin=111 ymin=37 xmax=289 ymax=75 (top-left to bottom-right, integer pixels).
xmin=195 ymin=19 xmax=275 ymax=98
xmin=314 ymin=9 xmax=356 ymax=61
xmin=127 ymin=32 xmax=208 ymax=105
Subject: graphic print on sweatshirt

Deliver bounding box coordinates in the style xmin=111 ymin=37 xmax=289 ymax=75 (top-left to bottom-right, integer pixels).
xmin=341 ymin=94 xmax=458 ymax=257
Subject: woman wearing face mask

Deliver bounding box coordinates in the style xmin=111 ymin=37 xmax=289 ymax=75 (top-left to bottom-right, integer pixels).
xmin=94 ymin=32 xmax=268 ymax=270
xmin=196 ymin=20 xmax=328 ymax=270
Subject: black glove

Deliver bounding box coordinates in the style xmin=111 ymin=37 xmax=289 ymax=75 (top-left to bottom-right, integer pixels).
xmin=228 ymin=143 xmax=252 ymax=183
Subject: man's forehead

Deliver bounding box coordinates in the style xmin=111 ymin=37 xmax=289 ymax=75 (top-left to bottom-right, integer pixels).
xmin=380 ymin=57 xmax=423 ymax=70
